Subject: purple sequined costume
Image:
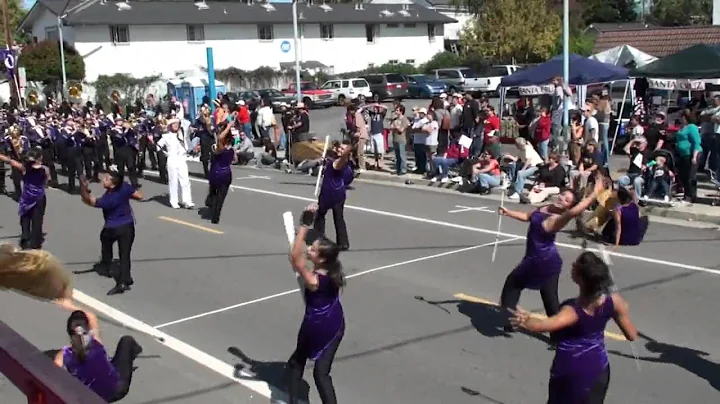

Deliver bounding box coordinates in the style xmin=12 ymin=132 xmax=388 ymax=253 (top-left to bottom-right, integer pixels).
xmin=296 ymin=274 xmax=345 ymax=360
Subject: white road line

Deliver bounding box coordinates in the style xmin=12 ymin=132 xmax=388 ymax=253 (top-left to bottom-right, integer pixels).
xmin=237 ymin=175 xmax=272 ymax=180
xmin=143 ymin=170 xmax=720 ymax=276
xmin=154 ymin=237 xmax=521 ymax=329
xmin=71 ymin=290 xmax=285 ymax=402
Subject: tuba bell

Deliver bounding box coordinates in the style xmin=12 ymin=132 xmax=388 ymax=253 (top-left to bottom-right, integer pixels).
xmin=26 ymin=89 xmax=40 ymax=106
xmin=67 ymin=82 xmax=83 ymax=100
xmin=110 ymin=90 xmax=121 ymax=103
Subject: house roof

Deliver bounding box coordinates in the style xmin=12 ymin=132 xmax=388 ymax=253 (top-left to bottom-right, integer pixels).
xmin=587 ymin=23 xmax=657 ymax=33
xmin=593 ymin=25 xmax=720 ymax=57
xmin=27 ymin=0 xmax=455 ymax=27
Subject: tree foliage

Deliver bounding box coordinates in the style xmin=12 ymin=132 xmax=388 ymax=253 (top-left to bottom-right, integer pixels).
xmin=579 ymin=0 xmax=637 ymax=25
xmin=20 ymin=40 xmax=85 ymax=84
xmin=459 ymin=0 xmax=561 ymax=63
xmin=651 ymin=0 xmax=711 ymax=26
xmin=1 ymin=0 xmax=29 ymax=45
xmin=551 ymin=30 xmax=597 ymax=57
xmin=93 ymin=73 xmax=161 ymax=110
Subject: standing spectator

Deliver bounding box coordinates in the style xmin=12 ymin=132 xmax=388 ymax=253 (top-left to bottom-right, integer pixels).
xmin=535 ymin=107 xmax=552 ymax=161
xmin=515 ymin=97 xmax=535 ymax=143
xmin=432 ymin=98 xmax=450 ymax=154
xmin=389 ymin=105 xmax=410 ymax=176
xmin=237 ymin=100 xmax=252 ymax=141
xmin=423 ymin=112 xmax=439 ymax=176
xmin=551 ymin=76 xmax=572 ymax=155
xmin=583 ymin=103 xmax=599 ymax=144
xmin=569 ymin=112 xmax=584 ymax=166
xmin=674 ymin=110 xmax=702 ymax=203
xmin=645 ymin=111 xmax=668 ymax=151
xmin=462 ymin=93 xmax=482 ymax=156
xmin=699 ymin=95 xmax=720 ymax=172
xmin=595 ymin=93 xmax=613 ymax=164
xmin=367 ymin=104 xmax=388 ymax=171
xmin=411 ymin=108 xmax=430 ymax=175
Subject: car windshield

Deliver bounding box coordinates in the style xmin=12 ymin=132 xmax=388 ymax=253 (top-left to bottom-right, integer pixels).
xmin=301 ymin=83 xmax=319 ymax=91
xmin=411 ymin=75 xmax=433 ymax=82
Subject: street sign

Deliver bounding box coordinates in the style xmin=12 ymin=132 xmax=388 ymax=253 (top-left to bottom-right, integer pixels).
xmin=280 ymin=40 xmax=291 ymax=53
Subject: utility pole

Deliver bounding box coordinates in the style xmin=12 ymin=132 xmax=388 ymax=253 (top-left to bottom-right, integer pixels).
xmin=0 ymin=0 xmax=17 ymax=103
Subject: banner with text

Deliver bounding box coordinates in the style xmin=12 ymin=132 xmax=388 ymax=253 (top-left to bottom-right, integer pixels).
xmin=648 ymin=78 xmax=706 ymax=91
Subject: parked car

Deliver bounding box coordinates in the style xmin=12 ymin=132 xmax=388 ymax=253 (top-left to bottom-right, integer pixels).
xmin=362 ymin=73 xmax=408 ymax=101
xmin=281 ymin=82 xmax=335 ymax=108
xmin=431 ymin=65 xmax=520 ymax=95
xmin=226 ymin=90 xmax=261 ymax=110
xmin=257 ymin=88 xmax=294 ymax=112
xmin=320 ymin=78 xmax=373 ymax=105
xmin=404 ymin=74 xmax=447 ymax=99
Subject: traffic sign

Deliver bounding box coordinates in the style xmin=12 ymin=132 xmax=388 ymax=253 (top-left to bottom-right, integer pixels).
xmin=280 ymin=40 xmax=291 ymax=53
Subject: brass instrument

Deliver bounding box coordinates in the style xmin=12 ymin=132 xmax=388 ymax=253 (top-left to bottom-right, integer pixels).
xmin=111 ymin=90 xmax=121 ymax=103
xmin=9 ymin=126 xmax=24 ymax=158
xmin=68 ymin=82 xmax=83 ymax=99
xmin=26 ymin=89 xmax=40 ymax=106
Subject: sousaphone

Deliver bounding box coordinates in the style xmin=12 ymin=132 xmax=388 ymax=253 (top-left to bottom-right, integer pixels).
xmin=67 ymin=82 xmax=83 ymax=102
xmin=25 ymin=89 xmax=40 ymax=106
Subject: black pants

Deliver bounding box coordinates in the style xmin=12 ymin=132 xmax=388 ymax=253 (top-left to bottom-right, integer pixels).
xmin=200 ymin=137 xmax=214 ymax=178
xmin=67 ymin=148 xmax=82 ymax=192
xmin=108 ymin=335 xmax=142 ymax=403
xmin=157 ymin=152 xmax=168 ymax=184
xmin=676 ymin=155 xmax=698 ymax=202
xmin=500 ymin=271 xmax=560 ymax=329
xmin=547 ymin=366 xmax=610 ymax=404
xmin=138 ymin=136 xmax=157 ymax=171
xmin=55 ymin=142 xmax=68 ymax=174
xmin=96 ymin=139 xmax=111 ymax=172
xmin=0 ymin=161 xmax=6 ymax=190
xmin=41 ymin=146 xmax=58 ymax=184
xmin=79 ymin=146 xmax=95 ymax=179
xmin=100 ymin=223 xmax=135 ymax=285
xmin=287 ymin=335 xmax=342 ymax=404
xmin=313 ymin=203 xmax=349 ymax=248
xmin=115 ymin=146 xmax=139 ymax=187
xmin=20 ymin=195 xmax=46 ymax=250
xmin=10 ymin=166 xmax=22 ymax=195
xmin=206 ymin=182 xmax=230 ymax=223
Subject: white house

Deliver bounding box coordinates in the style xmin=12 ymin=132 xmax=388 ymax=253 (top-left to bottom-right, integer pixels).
xmin=371 ymin=0 xmax=471 ymax=44
xmin=19 ymin=0 xmax=455 ymax=81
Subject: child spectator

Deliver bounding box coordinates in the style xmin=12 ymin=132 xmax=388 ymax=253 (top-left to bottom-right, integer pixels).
xmin=643 ymin=155 xmax=673 ymax=202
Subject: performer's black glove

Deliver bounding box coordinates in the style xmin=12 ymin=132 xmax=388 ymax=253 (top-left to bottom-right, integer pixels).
xmin=299 ymin=209 xmax=315 ymax=227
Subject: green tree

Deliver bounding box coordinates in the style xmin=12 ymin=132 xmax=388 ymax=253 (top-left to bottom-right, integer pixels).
xmin=651 ymin=0 xmax=711 ymax=26
xmin=551 ymin=30 xmax=597 ymax=57
xmin=19 ymin=41 xmax=85 ymax=84
xmin=579 ymin=0 xmax=637 ymax=24
xmin=459 ymin=0 xmax=561 ymax=63
xmin=1 ymin=0 xmax=30 ymax=45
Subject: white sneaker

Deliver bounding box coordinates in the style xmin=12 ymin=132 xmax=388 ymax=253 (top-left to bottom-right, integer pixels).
xmin=170 ymin=205 xmax=181 ymax=209
xmin=440 ymin=177 xmax=450 ymax=184
xmin=430 ymin=176 xmax=439 ymax=183
xmin=663 ymin=195 xmax=669 ymax=203
xmin=452 ymin=176 xmax=463 ymax=183
xmin=508 ymin=193 xmax=520 ymax=200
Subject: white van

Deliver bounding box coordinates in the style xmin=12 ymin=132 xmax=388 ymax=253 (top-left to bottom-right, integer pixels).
xmin=320 ymin=78 xmax=373 ymax=104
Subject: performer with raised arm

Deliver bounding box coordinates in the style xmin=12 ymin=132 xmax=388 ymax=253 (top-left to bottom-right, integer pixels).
xmin=54 ymin=301 xmax=143 ymax=403
xmin=205 ymin=116 xmax=235 ymax=224
xmin=498 ymin=173 xmax=605 ymax=340
xmin=0 ymin=148 xmax=49 ymax=249
xmin=313 ymin=141 xmax=354 ymax=251
xmin=156 ymin=118 xmax=194 ymax=209
xmin=511 ymin=251 xmax=638 ymax=403
xmin=80 ymin=167 xmax=143 ymax=295
xmin=287 ymin=204 xmax=346 ymax=404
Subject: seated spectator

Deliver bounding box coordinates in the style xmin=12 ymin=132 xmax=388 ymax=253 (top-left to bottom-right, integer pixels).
xmin=570 ymin=141 xmax=602 ymax=190
xmin=643 ymin=155 xmax=673 ymax=202
xmin=233 ymin=129 xmax=256 ymax=165
xmin=506 ymin=137 xmax=544 ymax=200
xmin=470 ymin=151 xmax=503 ymax=195
xmin=534 ymin=107 xmax=552 ymax=160
xmin=569 ymin=112 xmax=584 ymax=166
xmin=431 ymin=134 xmax=469 ymax=183
xmin=524 ymin=152 xmax=566 ymax=204
xmin=627 ymin=115 xmax=644 ymax=139
xmin=601 ymin=187 xmax=648 ymax=247
xmin=617 ymin=136 xmax=650 ymax=199
xmin=485 ymin=135 xmax=502 ymax=160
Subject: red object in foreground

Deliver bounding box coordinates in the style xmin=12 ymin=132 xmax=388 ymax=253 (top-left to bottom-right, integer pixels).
xmin=0 ymin=320 xmax=106 ymax=404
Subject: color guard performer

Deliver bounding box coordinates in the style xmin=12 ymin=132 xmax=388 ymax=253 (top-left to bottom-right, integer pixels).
xmin=157 ymin=118 xmax=194 ymax=209
xmin=80 ymin=167 xmax=143 ymax=295
xmin=498 ymin=174 xmax=605 ymax=340
xmin=205 ymin=118 xmax=235 ymax=224
xmin=313 ymin=141 xmax=354 ymax=251
xmin=287 ymin=204 xmax=346 ymax=404
xmin=0 ymin=148 xmax=48 ymax=249
xmin=511 ymin=251 xmax=638 ymax=403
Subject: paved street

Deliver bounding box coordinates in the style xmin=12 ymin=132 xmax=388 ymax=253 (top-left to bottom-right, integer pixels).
xmin=1 ymin=159 xmax=719 ymax=403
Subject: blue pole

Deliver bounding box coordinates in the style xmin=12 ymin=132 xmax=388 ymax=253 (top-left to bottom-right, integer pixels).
xmin=206 ymin=47 xmax=216 ymax=113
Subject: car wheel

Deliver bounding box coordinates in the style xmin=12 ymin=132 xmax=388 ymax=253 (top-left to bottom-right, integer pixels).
xmin=338 ymin=94 xmax=346 ymax=106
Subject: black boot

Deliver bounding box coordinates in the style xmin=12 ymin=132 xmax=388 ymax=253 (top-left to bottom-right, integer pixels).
xmin=107 ymin=283 xmax=127 ymax=295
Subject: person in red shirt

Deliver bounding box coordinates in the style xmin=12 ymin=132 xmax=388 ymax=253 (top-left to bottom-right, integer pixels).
xmin=430 ymin=135 xmax=470 ymax=183
xmin=236 ymin=100 xmax=252 ymax=139
xmin=471 ymin=151 xmax=503 ymax=194
xmin=535 ymin=107 xmax=552 ymax=161
xmin=483 ymin=106 xmax=501 ymax=145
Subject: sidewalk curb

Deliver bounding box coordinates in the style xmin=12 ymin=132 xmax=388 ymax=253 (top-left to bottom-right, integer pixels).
xmin=352 ymin=171 xmax=720 ymax=227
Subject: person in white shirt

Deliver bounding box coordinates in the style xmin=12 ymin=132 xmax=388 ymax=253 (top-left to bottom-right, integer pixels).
xmin=628 ymin=116 xmax=645 ymax=139
xmin=412 ymin=108 xmax=430 ymax=174
xmin=506 ymin=137 xmax=544 ymax=200
xmin=423 ymin=112 xmax=440 ymax=175
xmin=583 ymin=104 xmax=599 ymax=144
xmin=156 ymin=119 xmax=194 ymax=209
xmin=256 ymin=99 xmax=276 ymax=143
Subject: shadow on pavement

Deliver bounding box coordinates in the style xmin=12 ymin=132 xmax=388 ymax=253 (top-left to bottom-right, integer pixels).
xmin=227 ymin=346 xmax=310 ymax=403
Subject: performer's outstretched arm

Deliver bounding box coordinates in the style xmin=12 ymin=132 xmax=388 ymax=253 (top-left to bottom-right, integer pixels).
xmin=543 ymin=174 xmax=605 ymax=234
xmin=498 ymin=207 xmax=533 ymax=222
xmin=289 ymin=205 xmax=320 ymax=291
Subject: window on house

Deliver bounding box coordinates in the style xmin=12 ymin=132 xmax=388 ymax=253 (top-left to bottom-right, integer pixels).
xmin=257 ymin=25 xmax=274 ymax=41
xmin=365 ymin=24 xmax=376 ymax=43
xmin=387 ymin=23 xmax=399 ymax=28
xmin=389 ymin=59 xmax=399 ymax=65
xmin=187 ymin=24 xmax=205 ymax=42
xmin=44 ymin=27 xmax=58 ymax=41
xmin=320 ymin=23 xmax=334 ymax=40
xmin=404 ymin=23 xmax=416 ymax=28
xmin=32 ymin=36 xmax=38 ymax=43
xmin=427 ymin=24 xmax=436 ymax=42
xmin=367 ymin=63 xmax=375 ymax=68
xmin=109 ymin=25 xmax=130 ymax=43
xmin=406 ymin=59 xmax=415 ymax=64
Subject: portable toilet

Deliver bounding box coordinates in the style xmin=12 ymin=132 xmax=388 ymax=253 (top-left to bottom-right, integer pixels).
xmin=167 ymin=77 xmax=226 ymax=121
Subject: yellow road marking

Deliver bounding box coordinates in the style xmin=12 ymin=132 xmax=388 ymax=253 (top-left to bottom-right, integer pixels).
xmin=453 ymin=293 xmax=627 ymax=341
xmin=158 ymin=216 xmax=224 ymax=234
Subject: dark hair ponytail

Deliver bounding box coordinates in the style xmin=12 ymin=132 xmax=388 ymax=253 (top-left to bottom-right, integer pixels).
xmin=316 ymin=237 xmax=346 ymax=288
xmin=576 ymin=252 xmax=612 ymax=299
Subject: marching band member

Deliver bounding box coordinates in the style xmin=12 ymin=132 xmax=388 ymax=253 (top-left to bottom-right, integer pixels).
xmin=37 ymin=115 xmax=59 ymax=186
xmin=153 ymin=116 xmax=168 ymax=184
xmin=66 ymin=119 xmax=82 ymax=193
xmin=205 ymin=117 xmax=235 ymax=224
xmin=96 ymin=116 xmax=113 ymax=173
xmin=192 ymin=106 xmax=215 ymax=178
xmin=80 ymin=118 xmax=97 ymax=181
xmin=56 ymin=118 xmax=72 ymax=177
xmin=157 ymin=118 xmax=194 ymax=209
xmin=4 ymin=124 xmax=29 ymax=198
xmin=111 ymin=117 xmax=140 ymax=189
xmin=137 ymin=113 xmax=158 ymax=173
xmin=0 ymin=148 xmax=49 ymax=249
xmin=80 ymin=167 xmax=143 ymax=295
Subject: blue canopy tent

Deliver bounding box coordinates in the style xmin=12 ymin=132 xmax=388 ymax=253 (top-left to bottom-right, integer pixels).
xmin=499 ymin=54 xmax=630 ymax=163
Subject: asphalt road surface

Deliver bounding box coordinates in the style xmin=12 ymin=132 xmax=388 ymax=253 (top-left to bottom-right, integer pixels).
xmin=1 ymin=160 xmax=719 ymax=404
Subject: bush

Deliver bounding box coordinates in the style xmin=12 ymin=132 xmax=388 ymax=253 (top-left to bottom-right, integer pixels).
xmin=92 ymin=73 xmax=161 ymax=111
xmin=20 ymin=40 xmax=85 ymax=84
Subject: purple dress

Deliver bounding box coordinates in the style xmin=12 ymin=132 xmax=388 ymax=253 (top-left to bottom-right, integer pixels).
xmin=18 ymin=165 xmax=46 ymax=217
xmin=62 ymin=339 xmax=119 ymax=401
xmin=297 ymin=274 xmax=345 ymax=360
xmin=209 ymin=148 xmax=234 ymax=186
xmin=601 ymin=203 xmax=646 ymax=246
xmin=548 ymin=297 xmax=615 ymax=403
xmin=511 ymin=210 xmax=563 ymax=289
xmin=318 ymin=160 xmax=353 ymax=210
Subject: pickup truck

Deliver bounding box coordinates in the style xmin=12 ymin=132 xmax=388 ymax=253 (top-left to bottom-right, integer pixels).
xmin=432 ymin=65 xmax=520 ymax=95
xmin=281 ymin=82 xmax=335 ymax=109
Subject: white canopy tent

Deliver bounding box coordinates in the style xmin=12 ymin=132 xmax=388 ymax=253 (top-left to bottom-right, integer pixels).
xmin=590 ymin=45 xmax=657 ymax=68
